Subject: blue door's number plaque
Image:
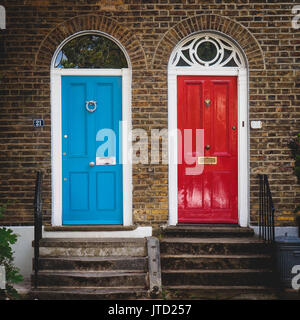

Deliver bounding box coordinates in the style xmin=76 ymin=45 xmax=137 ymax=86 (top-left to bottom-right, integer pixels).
xmin=33 ymin=119 xmax=44 ymax=127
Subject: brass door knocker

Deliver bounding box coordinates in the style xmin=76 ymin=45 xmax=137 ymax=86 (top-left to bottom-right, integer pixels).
xmin=204 ymin=97 xmax=211 ymax=107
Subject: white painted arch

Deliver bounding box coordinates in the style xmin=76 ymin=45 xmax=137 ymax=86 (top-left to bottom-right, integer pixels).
xmin=168 ymin=31 xmax=250 ymax=227
xmin=50 ymin=31 xmax=132 ymax=226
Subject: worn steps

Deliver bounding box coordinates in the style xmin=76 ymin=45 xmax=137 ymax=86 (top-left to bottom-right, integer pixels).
xmin=30 ymin=287 xmax=147 ymax=300
xmin=160 ymin=226 xmax=277 ymax=299
xmin=38 ymin=256 xmax=148 ymax=272
xmin=31 ymin=237 xmax=149 ymax=300
xmin=34 ymin=271 xmax=147 ymax=287
xmin=164 ymin=285 xmax=277 ymax=300
xmin=162 ymin=269 xmax=274 ymax=286
xmin=161 ymin=254 xmax=272 ymax=270
xmin=160 ymin=237 xmax=270 ymax=255
xmin=38 ymin=238 xmax=147 ymax=257
xmin=163 ymin=226 xmax=254 ymax=238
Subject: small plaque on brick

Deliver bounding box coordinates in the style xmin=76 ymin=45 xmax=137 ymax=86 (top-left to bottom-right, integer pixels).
xmin=33 ymin=119 xmax=44 ymax=128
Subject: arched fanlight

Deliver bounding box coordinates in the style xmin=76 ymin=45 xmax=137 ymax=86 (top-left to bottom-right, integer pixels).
xmin=170 ymin=33 xmax=246 ymax=68
xmin=54 ymin=33 xmax=128 ymax=69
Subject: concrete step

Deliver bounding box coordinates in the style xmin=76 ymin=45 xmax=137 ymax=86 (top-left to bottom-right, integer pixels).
xmin=38 ymin=238 xmax=147 ymax=257
xmin=161 ymin=254 xmax=273 ymax=270
xmin=163 ymin=285 xmax=278 ymax=300
xmin=162 ymin=226 xmax=254 ymax=238
xmin=37 ymin=256 xmax=148 ymax=272
xmin=33 ymin=271 xmax=148 ymax=288
xmin=160 ymin=237 xmax=272 ymax=255
xmin=30 ymin=287 xmax=148 ymax=300
xmin=162 ymin=269 xmax=275 ymax=286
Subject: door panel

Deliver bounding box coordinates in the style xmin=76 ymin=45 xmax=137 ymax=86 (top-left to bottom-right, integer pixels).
xmin=62 ymin=76 xmax=123 ymax=225
xmin=69 ymin=172 xmax=89 ymax=211
xmin=67 ymin=83 xmax=88 ymax=157
xmin=177 ymin=76 xmax=238 ymax=223
xmin=96 ymin=171 xmax=116 ymax=210
xmin=212 ymin=82 xmax=230 ymax=155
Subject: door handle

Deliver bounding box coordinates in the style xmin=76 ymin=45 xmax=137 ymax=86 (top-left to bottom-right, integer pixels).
xmin=89 ymin=161 xmax=95 ymax=167
xmin=205 ymin=145 xmax=210 ymax=150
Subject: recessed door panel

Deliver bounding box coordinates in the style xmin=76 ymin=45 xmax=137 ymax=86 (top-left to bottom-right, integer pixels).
xmin=69 ymin=172 xmax=89 ymax=211
xmin=96 ymin=172 xmax=116 ymax=211
xmin=212 ymin=82 xmax=230 ymax=156
xmin=67 ymin=83 xmax=88 ymax=157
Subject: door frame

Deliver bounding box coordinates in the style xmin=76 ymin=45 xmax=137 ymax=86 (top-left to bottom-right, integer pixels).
xmin=168 ymin=67 xmax=249 ymax=227
xmin=50 ymin=68 xmax=132 ymax=226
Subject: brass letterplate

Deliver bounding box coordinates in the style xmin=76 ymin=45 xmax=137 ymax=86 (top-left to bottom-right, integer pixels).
xmin=198 ymin=156 xmax=217 ymax=165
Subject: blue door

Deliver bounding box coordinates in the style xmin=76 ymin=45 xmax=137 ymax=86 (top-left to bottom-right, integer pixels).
xmin=61 ymin=76 xmax=123 ymax=225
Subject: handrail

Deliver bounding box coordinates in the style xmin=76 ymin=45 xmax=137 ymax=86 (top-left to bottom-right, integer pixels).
xmin=258 ymin=174 xmax=275 ymax=243
xmin=33 ymin=171 xmax=42 ymax=289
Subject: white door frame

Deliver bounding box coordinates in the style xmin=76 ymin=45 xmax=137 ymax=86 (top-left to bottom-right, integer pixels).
xmin=50 ymin=68 xmax=132 ymax=226
xmin=168 ymin=66 xmax=249 ymax=227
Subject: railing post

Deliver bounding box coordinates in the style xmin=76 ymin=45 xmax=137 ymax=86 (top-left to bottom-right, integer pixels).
xmin=259 ymin=174 xmax=263 ymax=240
xmin=34 ymin=171 xmax=42 ymax=289
xmin=263 ymin=175 xmax=266 ymax=241
xmin=258 ymin=174 xmax=275 ymax=243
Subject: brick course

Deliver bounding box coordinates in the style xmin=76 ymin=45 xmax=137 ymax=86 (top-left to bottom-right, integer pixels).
xmin=0 ymin=0 xmax=299 ymax=227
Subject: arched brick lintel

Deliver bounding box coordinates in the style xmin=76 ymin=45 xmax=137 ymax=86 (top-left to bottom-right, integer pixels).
xmin=152 ymin=14 xmax=265 ymax=70
xmin=35 ymin=14 xmax=147 ymax=70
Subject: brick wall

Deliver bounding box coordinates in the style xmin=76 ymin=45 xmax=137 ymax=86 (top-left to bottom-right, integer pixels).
xmin=0 ymin=0 xmax=299 ymax=227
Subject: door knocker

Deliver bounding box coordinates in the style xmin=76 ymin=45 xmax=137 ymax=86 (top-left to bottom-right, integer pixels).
xmin=204 ymin=97 xmax=211 ymax=108
xmin=86 ymin=100 xmax=97 ymax=113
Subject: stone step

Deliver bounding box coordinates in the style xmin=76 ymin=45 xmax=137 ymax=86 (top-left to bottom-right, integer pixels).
xmin=30 ymin=287 xmax=148 ymax=300
xmin=33 ymin=271 xmax=147 ymax=288
xmin=161 ymin=254 xmax=273 ymax=270
xmin=37 ymin=256 xmax=148 ymax=272
xmin=38 ymin=238 xmax=147 ymax=257
xmin=160 ymin=237 xmax=272 ymax=255
xmin=163 ymin=285 xmax=278 ymax=300
xmin=162 ymin=269 xmax=275 ymax=286
xmin=162 ymin=226 xmax=254 ymax=238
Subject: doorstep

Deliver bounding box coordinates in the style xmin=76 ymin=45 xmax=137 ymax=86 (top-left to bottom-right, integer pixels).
xmin=44 ymin=225 xmax=137 ymax=232
xmin=42 ymin=226 xmax=152 ymax=238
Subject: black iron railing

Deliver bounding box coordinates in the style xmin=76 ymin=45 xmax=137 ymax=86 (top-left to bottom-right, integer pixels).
xmin=33 ymin=171 xmax=42 ymax=288
xmin=258 ymin=174 xmax=275 ymax=243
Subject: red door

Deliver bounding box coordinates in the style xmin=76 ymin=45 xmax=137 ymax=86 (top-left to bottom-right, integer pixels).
xmin=177 ymin=76 xmax=238 ymax=223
